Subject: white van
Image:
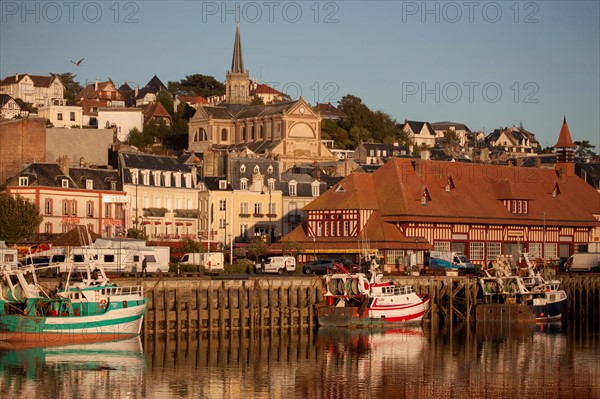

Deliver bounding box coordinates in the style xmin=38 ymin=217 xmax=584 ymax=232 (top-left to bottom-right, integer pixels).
xmin=179 ymin=252 xmax=224 ymax=273
xmin=255 ymin=256 xmax=297 ymax=274
xmin=567 ymin=253 xmax=600 ymax=272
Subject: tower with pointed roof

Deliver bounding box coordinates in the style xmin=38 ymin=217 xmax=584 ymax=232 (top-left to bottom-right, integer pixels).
xmin=225 ymin=20 xmax=250 ymax=105
xmin=554 ymin=116 xmax=576 ymax=177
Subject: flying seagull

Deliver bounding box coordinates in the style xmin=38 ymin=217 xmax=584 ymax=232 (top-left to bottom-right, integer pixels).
xmin=70 ymin=58 xmax=84 ymax=66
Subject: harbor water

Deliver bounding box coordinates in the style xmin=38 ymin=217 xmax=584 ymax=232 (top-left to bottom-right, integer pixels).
xmin=2 ymin=318 xmax=599 ymax=399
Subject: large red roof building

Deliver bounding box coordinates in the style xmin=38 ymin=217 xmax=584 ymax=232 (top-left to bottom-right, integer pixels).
xmin=280 ymin=120 xmax=600 ymax=271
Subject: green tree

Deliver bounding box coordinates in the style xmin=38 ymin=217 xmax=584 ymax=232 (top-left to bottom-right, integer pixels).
xmin=168 ymin=74 xmax=226 ymax=98
xmin=443 ymin=129 xmax=461 ymax=146
xmin=246 ymin=237 xmax=270 ymax=262
xmin=14 ymin=98 xmax=37 ymax=114
xmin=574 ymin=140 xmax=597 ymax=158
xmin=49 ymin=72 xmax=83 ymax=105
xmin=157 ymin=90 xmax=174 ymax=116
xmin=281 ymin=240 xmax=302 ymax=257
xmin=0 ymin=192 xmax=43 ymax=244
xmin=250 ymin=95 xmax=264 ymax=105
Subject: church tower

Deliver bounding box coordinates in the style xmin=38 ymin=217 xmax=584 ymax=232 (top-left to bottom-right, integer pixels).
xmin=554 ymin=116 xmax=576 ymax=177
xmin=225 ymin=21 xmax=251 ymax=104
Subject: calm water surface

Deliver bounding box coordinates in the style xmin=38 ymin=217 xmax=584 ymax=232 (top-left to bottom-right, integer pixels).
xmin=1 ymin=319 xmax=599 ymax=399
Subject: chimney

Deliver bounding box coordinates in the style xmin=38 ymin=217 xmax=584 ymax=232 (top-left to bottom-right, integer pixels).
xmin=135 ymin=85 xmax=139 ymax=97
xmin=191 ymin=165 xmax=198 ymax=186
xmin=15 ymin=74 xmax=19 ymax=81
xmin=79 ymin=157 xmax=85 ymax=167
xmin=421 ymin=149 xmax=430 ymax=161
xmin=95 ymin=80 xmax=99 ymax=91
xmin=59 ymin=155 xmax=70 ymax=175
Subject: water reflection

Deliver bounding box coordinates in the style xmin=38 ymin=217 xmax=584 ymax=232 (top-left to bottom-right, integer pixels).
xmin=0 ymin=337 xmax=145 ymax=398
xmin=1 ymin=321 xmax=599 ymax=399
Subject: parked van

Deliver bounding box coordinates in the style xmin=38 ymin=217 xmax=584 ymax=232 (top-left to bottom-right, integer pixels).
xmin=566 ymin=253 xmax=600 ymax=272
xmin=428 ymin=251 xmax=476 ymax=273
xmin=179 ymin=252 xmax=225 ymax=273
xmin=255 ymin=256 xmax=297 ymax=274
xmin=0 ymin=241 xmax=19 ymax=271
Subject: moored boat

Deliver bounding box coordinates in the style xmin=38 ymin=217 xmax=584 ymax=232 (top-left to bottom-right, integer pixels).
xmin=477 ymin=253 xmax=567 ymax=322
xmin=0 ymin=262 xmax=147 ymax=344
xmin=316 ymin=256 xmax=430 ymax=327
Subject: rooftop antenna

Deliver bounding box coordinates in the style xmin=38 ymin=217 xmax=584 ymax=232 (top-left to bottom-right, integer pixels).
xmin=236 ymin=3 xmax=240 ymax=23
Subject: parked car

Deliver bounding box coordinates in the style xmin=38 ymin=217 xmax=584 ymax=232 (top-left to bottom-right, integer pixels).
xmin=332 ymin=258 xmax=360 ymax=272
xmin=303 ymin=259 xmax=335 ymax=274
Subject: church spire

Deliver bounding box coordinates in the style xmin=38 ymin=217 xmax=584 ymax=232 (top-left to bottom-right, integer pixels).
xmin=231 ymin=21 xmax=245 ymax=74
xmin=225 ymin=16 xmax=250 ymax=105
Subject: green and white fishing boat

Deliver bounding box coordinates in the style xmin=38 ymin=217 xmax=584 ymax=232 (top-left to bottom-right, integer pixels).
xmin=0 ymin=262 xmax=147 ymax=345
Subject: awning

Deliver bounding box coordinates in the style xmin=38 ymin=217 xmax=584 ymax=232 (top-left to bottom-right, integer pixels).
xmin=154 ymin=221 xmax=161 ymax=225
xmin=165 ymin=222 xmax=172 ymax=225
xmin=175 ymin=222 xmax=184 ymax=226
xmin=142 ymin=221 xmax=151 ymax=225
xmin=186 ymin=222 xmax=193 ymax=226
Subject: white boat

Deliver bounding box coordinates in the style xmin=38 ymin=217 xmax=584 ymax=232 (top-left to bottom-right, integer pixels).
xmin=316 ymin=255 xmax=430 ymax=327
xmin=0 ymin=261 xmax=147 ymax=344
xmin=477 ymin=253 xmax=567 ymax=322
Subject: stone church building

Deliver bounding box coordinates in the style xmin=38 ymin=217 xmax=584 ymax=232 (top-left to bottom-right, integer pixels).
xmin=188 ymin=22 xmax=336 ymax=174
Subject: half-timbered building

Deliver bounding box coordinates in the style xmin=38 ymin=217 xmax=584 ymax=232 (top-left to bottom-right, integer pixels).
xmin=280 ymin=119 xmax=600 ymax=272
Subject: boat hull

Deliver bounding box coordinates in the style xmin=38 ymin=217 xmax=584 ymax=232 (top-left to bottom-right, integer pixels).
xmin=0 ymin=303 xmax=146 ymax=344
xmin=476 ymin=297 xmax=566 ymax=323
xmin=316 ymin=297 xmax=430 ymax=328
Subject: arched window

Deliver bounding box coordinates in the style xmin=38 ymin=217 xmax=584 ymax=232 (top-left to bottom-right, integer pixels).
xmin=200 ymin=128 xmax=208 ymax=141
xmin=221 ymin=128 xmax=228 ymax=141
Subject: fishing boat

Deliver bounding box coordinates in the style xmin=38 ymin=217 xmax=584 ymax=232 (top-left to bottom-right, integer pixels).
xmin=0 ymin=262 xmax=147 ymax=344
xmin=316 ymin=255 xmax=430 ymax=327
xmin=477 ymin=253 xmax=567 ymax=322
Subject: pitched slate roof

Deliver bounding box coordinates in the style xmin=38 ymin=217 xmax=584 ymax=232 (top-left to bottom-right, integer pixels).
xmin=119 ymin=152 xmax=198 ymax=185
xmin=0 ymin=74 xmax=58 ymax=88
xmin=303 ymin=158 xmax=600 ymax=227
xmin=402 ymin=120 xmax=436 ymax=136
xmin=0 ymin=94 xmax=18 ymax=106
xmin=1 ymin=163 xmax=122 ymax=191
xmin=430 ymin=121 xmax=472 ymax=132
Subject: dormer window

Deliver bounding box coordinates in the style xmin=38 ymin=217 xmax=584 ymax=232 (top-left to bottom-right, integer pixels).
xmin=311 ymin=181 xmax=320 ymax=197
xmin=184 ymin=173 xmax=192 ymax=188
xmin=254 ymin=165 xmax=260 ymax=174
xmin=86 ymin=179 xmax=94 ymax=190
xmin=240 ymin=178 xmax=248 ymax=190
xmin=219 ymin=180 xmax=227 ymax=190
xmin=62 ymin=178 xmax=69 ymax=188
xmin=173 ymin=172 xmax=182 ymax=188
xmin=142 ymin=170 xmax=150 ymax=185
xmin=268 ymin=178 xmax=275 ymax=192
xmin=164 ymin=172 xmax=172 ymax=187
xmin=421 ymin=188 xmax=431 ymax=206
xmin=153 ymin=171 xmax=161 ymax=186
xmin=240 ymin=164 xmax=246 ymax=173
xmin=445 ymin=177 xmax=455 ymax=192
xmin=18 ymin=176 xmax=28 ymax=186
xmin=335 ymin=184 xmax=345 ymax=193
xmin=289 ymin=181 xmax=297 ymax=196
xmin=508 ymin=200 xmax=528 ymax=214
xmin=110 ymin=181 xmax=117 ymax=191
xmin=267 ymin=165 xmax=273 ymax=174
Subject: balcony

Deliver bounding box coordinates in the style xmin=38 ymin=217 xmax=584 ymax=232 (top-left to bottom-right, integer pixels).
xmin=239 ymin=213 xmax=251 ymax=218
xmin=253 ymin=213 xmax=264 ymax=218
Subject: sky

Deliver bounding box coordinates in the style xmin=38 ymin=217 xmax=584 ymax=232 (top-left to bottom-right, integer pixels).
xmin=1 ymin=1 xmax=599 ymax=148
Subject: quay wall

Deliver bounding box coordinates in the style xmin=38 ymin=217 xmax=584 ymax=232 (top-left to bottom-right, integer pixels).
xmin=17 ymin=274 xmax=600 ymax=335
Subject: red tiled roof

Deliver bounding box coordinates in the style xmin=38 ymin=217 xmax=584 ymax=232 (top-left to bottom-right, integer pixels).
xmin=250 ymin=83 xmax=285 ymax=96
xmin=554 ymin=117 xmax=576 ymax=149
xmin=178 ymin=96 xmax=208 ymax=105
xmin=140 ymin=102 xmax=171 ymax=121
xmin=306 ymin=158 xmax=600 ymax=228
xmin=316 ymin=103 xmax=346 ymax=118
xmin=75 ymin=81 xmax=124 ymax=102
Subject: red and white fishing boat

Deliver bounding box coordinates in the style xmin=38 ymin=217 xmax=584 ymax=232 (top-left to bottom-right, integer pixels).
xmin=316 ymin=256 xmax=430 ymax=327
